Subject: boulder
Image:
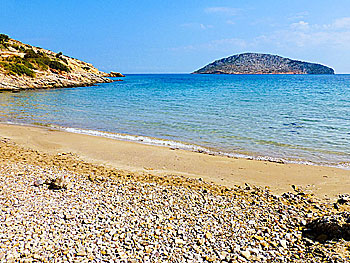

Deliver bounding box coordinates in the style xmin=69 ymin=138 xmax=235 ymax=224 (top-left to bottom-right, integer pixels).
xmin=107 ymin=71 xmax=125 ymax=77
xmin=47 ymin=176 xmax=71 ymax=190
xmin=303 ymin=213 xmax=350 ymax=241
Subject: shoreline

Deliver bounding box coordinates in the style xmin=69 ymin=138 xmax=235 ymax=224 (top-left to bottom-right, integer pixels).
xmin=1 ymin=122 xmax=349 ymax=261
xmin=0 ymin=76 xmax=116 ymax=92
xmin=5 ymin=121 xmax=349 ymax=170
xmin=0 ymin=122 xmax=349 ymax=200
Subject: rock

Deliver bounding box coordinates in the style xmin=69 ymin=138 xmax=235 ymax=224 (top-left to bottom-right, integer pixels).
xmin=33 ymin=179 xmax=44 ymax=187
xmin=337 ymin=194 xmax=350 ymax=205
xmin=205 ymin=232 xmax=212 ymax=239
xmin=174 ymin=238 xmax=186 ymax=245
xmin=33 ymin=254 xmax=42 ymax=260
xmin=76 ymin=250 xmax=87 ymax=256
xmin=197 ymin=238 xmax=205 ymax=246
xmin=303 ymin=214 xmax=350 ymax=241
xmin=64 ymin=214 xmax=75 ymax=220
xmin=107 ymin=71 xmax=125 ymax=77
xmin=316 ymin=234 xmax=328 ymax=243
xmin=280 ymin=240 xmax=288 ymax=249
xmin=47 ymin=176 xmax=71 ymax=190
xmin=241 ymin=250 xmax=251 ymax=260
xmin=1 ymin=139 xmax=349 ymax=262
xmin=219 ymin=251 xmax=228 ymax=260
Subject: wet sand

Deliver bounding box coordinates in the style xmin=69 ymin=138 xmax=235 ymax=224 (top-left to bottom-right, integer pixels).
xmin=0 ymin=123 xmax=348 ymax=200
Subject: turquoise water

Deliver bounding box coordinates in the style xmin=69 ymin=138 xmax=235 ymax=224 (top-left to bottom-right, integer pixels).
xmin=0 ymin=74 xmax=349 ymax=168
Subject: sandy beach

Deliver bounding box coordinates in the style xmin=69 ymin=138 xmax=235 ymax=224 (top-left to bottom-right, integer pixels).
xmin=0 ymin=123 xmax=348 ymax=200
xmin=0 ymin=123 xmax=349 ymax=262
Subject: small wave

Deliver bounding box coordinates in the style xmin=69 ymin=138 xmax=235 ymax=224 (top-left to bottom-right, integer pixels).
xmin=1 ymin=121 xmax=349 ymax=170
xmin=59 ymin=126 xmax=349 ymax=170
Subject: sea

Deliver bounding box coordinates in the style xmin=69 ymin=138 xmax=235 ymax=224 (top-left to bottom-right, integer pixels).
xmin=1 ymin=74 xmax=349 ymax=169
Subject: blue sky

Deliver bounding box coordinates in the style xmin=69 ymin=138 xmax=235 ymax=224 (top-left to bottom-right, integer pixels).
xmin=2 ymin=0 xmax=350 ymax=73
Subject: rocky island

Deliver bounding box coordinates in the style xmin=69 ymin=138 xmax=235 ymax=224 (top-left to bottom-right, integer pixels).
xmin=0 ymin=34 xmax=124 ymax=91
xmin=193 ymin=53 xmax=335 ymax=75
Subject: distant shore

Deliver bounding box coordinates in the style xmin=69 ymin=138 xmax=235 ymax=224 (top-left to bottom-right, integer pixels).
xmin=0 ymin=123 xmax=348 ymax=201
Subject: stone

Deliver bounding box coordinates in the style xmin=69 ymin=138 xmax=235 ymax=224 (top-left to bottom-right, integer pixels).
xmin=174 ymin=238 xmax=186 ymax=245
xmin=48 ymin=176 xmax=71 ymax=190
xmin=241 ymin=250 xmax=251 ymax=260
xmin=205 ymin=232 xmax=212 ymax=239
xmin=337 ymin=194 xmax=350 ymax=205
xmin=304 ymin=215 xmax=350 ymax=241
xmin=33 ymin=179 xmax=44 ymax=187
xmin=76 ymin=250 xmax=87 ymax=256
xmin=107 ymin=72 xmax=125 ymax=78
xmin=280 ymin=240 xmax=288 ymax=249
xmin=0 ymin=139 xmax=348 ymax=262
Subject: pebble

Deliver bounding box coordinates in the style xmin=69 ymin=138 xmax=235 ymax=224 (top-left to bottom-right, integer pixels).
xmin=0 ymin=138 xmax=349 ymax=262
xmin=241 ymin=250 xmax=251 ymax=260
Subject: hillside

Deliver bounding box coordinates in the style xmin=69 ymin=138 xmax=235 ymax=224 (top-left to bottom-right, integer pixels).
xmin=193 ymin=53 xmax=335 ymax=75
xmin=0 ymin=34 xmax=123 ymax=91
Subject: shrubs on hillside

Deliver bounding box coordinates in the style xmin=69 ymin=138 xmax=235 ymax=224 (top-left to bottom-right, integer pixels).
xmin=23 ymin=48 xmax=70 ymax=72
xmin=24 ymin=49 xmax=41 ymax=59
xmin=0 ymin=34 xmax=9 ymax=44
xmin=48 ymin=60 xmax=70 ymax=72
xmin=0 ymin=62 xmax=35 ymax=77
xmin=0 ymin=37 xmax=71 ymax=76
xmin=0 ymin=34 xmax=10 ymax=49
xmin=55 ymin=52 xmax=63 ymax=58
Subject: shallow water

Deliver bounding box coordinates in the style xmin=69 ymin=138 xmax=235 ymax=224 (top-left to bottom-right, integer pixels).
xmin=1 ymin=74 xmax=349 ymax=167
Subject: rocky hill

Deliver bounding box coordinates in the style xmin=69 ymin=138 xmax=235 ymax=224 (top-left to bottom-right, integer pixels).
xmin=0 ymin=34 xmax=123 ymax=91
xmin=193 ymin=53 xmax=334 ymax=75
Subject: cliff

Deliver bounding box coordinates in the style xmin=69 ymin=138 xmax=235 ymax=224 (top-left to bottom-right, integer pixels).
xmin=193 ymin=53 xmax=335 ymax=75
xmin=0 ymin=34 xmax=122 ymax=91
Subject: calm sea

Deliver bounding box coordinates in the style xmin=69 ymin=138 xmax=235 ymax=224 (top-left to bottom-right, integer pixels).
xmin=1 ymin=74 xmax=349 ymax=168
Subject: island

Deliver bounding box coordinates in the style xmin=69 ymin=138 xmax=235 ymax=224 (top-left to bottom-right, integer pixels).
xmin=193 ymin=53 xmax=335 ymax=75
xmin=0 ymin=34 xmax=124 ymax=91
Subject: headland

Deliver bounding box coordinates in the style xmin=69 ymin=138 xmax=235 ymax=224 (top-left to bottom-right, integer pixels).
xmin=0 ymin=34 xmax=124 ymax=91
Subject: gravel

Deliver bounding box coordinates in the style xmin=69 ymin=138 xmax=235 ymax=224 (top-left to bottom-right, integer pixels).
xmin=0 ymin=138 xmax=349 ymax=262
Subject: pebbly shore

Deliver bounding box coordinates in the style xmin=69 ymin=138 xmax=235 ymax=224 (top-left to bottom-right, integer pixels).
xmin=0 ymin=137 xmax=349 ymax=262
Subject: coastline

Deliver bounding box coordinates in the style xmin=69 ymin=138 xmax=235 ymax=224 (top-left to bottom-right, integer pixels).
xmin=0 ymin=73 xmax=115 ymax=91
xmin=1 ymin=122 xmax=349 ymax=261
xmin=0 ymin=122 xmax=348 ymax=201
xmin=0 ymin=36 xmax=121 ymax=91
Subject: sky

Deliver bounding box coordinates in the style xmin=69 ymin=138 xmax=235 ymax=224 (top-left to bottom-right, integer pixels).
xmin=2 ymin=0 xmax=350 ymax=73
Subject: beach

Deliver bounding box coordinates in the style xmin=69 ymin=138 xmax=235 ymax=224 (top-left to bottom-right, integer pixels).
xmin=2 ymin=1 xmax=350 ymax=261
xmin=0 ymin=123 xmax=349 ymax=261
xmin=0 ymin=123 xmax=348 ymax=200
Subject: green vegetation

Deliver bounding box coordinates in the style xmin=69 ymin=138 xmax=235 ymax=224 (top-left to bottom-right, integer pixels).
xmin=0 ymin=36 xmax=71 ymax=77
xmin=0 ymin=48 xmax=70 ymax=78
xmin=23 ymin=48 xmax=70 ymax=72
xmin=55 ymin=51 xmax=68 ymax=64
xmin=11 ymin=44 xmax=20 ymax=50
xmin=0 ymin=34 xmax=9 ymax=44
xmin=24 ymin=49 xmax=41 ymax=58
xmin=0 ymin=62 xmax=35 ymax=77
xmin=48 ymin=60 xmax=70 ymax=72
xmin=6 ymin=56 xmax=35 ymax=69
